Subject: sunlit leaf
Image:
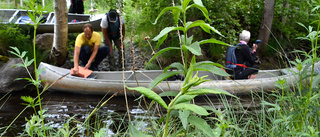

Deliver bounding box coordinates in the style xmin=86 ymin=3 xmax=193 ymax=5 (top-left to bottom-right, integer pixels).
xmin=199 ymin=38 xmax=229 ymax=46
xmin=187 ymin=4 xmax=210 ymax=22
xmin=8 ymin=50 xmax=19 ymax=57
xmin=172 ymin=103 xmax=209 ymax=116
xmin=184 ymin=42 xmax=202 ymax=56
xmin=188 ymin=115 xmax=215 ymax=136
xmin=11 ymin=63 xmax=25 ymax=68
xmin=182 ymin=0 xmax=192 ymax=10
xmin=126 ymin=86 xmax=168 ymax=109
xmin=195 ymin=61 xmax=224 ymax=68
xmin=193 ymin=0 xmax=204 ymax=7
xmin=153 ymin=6 xmax=183 ymax=25
xmin=154 ymin=34 xmax=168 ymax=50
xmin=21 ymin=51 xmax=27 ymax=59
xmin=152 ymin=26 xmax=184 ymax=41
xmin=26 ymin=58 xmax=34 ymax=67
xmin=37 ymin=68 xmax=45 ymax=77
xmin=15 ymin=77 xmax=33 ymax=82
xmin=174 ymin=95 xmax=197 ymax=105
xmin=194 ymin=64 xmax=230 ymax=76
xmin=148 ymin=71 xmax=183 ymax=89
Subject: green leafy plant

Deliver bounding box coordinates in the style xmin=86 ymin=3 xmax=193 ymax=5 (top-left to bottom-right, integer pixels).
xmin=3 ymin=0 xmax=49 ymax=136
xmin=127 ymin=0 xmax=237 ymax=136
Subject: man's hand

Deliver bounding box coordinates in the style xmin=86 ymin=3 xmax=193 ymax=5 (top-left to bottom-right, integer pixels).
xmin=84 ymin=63 xmax=91 ymax=70
xmin=252 ymin=44 xmax=258 ymax=51
xmin=109 ymin=46 xmax=113 ymax=54
xmin=73 ymin=67 xmax=79 ymax=76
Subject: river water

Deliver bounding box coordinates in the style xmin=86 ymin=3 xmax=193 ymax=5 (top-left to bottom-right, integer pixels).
xmin=0 ymin=89 xmax=261 ymax=136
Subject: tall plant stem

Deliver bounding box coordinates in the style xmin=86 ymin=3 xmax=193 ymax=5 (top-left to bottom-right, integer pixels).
xmin=33 ymin=25 xmax=46 ymax=136
xmin=183 ymin=11 xmax=188 ymax=71
xmin=172 ymin=0 xmax=185 ymax=67
xmin=302 ymin=15 xmax=320 ymax=129
xmin=118 ymin=0 xmax=131 ymax=122
xmin=163 ymin=92 xmax=183 ymax=137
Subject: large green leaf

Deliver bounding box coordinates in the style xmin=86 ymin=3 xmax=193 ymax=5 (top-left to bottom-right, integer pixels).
xmin=148 ymin=71 xmax=184 ymax=89
xmin=171 ymin=103 xmax=209 ymax=116
xmin=199 ymin=38 xmax=229 ymax=46
xmin=183 ymin=42 xmax=202 ymax=56
xmin=126 ymin=86 xmax=168 ymax=109
xmin=152 ymin=6 xmax=183 ymax=25
xmin=179 ymin=110 xmax=190 ymax=129
xmin=146 ymin=47 xmax=180 ymax=67
xmin=159 ymin=91 xmax=179 ymax=97
xmin=164 ymin=62 xmax=185 ymax=72
xmin=154 ymin=34 xmax=168 ymax=50
xmin=187 ymin=88 xmax=236 ymax=98
xmin=194 ymin=64 xmax=230 ymax=77
xmin=129 ymin=122 xmax=153 ymax=137
xmin=182 ymin=0 xmax=192 ymax=10
xmin=153 ymin=27 xmax=184 ymax=41
xmin=195 ymin=61 xmax=224 ymax=68
xmin=186 ymin=20 xmax=206 ymax=30
xmin=187 ymin=4 xmax=210 ymax=22
xmin=188 ymin=115 xmax=215 ymax=137
xmin=174 ymin=95 xmax=197 ymax=105
xmin=193 ymin=0 xmax=204 ymax=7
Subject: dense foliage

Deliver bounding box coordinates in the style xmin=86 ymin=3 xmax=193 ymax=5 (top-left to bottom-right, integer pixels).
xmin=130 ymin=0 xmax=316 ymax=68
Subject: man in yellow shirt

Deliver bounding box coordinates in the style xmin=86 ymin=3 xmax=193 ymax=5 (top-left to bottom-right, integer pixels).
xmin=73 ymin=23 xmax=109 ymax=75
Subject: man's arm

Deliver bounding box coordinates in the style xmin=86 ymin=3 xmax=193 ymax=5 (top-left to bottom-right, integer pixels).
xmin=242 ymin=46 xmax=256 ymax=65
xmin=73 ymin=46 xmax=81 ymax=75
xmin=102 ymin=28 xmax=113 ymax=54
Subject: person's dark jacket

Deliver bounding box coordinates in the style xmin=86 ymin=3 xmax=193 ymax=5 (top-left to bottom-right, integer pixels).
xmin=233 ymin=43 xmax=257 ymax=75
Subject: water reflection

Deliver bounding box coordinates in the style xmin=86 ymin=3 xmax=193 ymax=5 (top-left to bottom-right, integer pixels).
xmin=0 ymin=89 xmax=260 ymax=136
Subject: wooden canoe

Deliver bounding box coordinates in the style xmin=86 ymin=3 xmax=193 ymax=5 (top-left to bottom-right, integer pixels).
xmin=38 ymin=62 xmax=319 ymax=96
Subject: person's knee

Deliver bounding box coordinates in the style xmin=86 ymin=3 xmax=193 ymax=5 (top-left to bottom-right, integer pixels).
xmin=81 ymin=45 xmax=91 ymax=54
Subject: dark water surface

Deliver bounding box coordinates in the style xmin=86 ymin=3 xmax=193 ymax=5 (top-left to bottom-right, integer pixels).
xmin=0 ymin=89 xmax=261 ymax=136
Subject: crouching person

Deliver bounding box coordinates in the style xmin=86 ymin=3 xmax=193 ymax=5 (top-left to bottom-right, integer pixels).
xmin=225 ymin=30 xmax=259 ymax=79
xmin=73 ymin=23 xmax=110 ymax=75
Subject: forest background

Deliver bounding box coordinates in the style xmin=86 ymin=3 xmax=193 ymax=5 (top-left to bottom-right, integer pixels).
xmin=0 ymin=0 xmax=314 ymax=69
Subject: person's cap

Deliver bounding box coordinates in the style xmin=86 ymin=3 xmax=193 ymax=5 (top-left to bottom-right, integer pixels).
xmin=108 ymin=10 xmax=118 ymax=23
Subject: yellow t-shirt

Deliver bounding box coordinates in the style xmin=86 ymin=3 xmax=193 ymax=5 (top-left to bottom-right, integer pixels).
xmin=75 ymin=31 xmax=101 ymax=51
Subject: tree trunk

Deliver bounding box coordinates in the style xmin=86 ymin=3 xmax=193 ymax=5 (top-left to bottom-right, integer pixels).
xmin=257 ymin=0 xmax=275 ymax=57
xmin=50 ymin=0 xmax=68 ymax=66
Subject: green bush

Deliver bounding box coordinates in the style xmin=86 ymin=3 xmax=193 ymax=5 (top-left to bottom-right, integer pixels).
xmin=0 ymin=24 xmax=31 ymax=57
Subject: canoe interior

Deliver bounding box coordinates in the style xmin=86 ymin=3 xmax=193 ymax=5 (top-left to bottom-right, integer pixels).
xmin=42 ymin=62 xmax=285 ymax=82
xmin=89 ymin=68 xmax=285 ymax=82
xmin=0 ymin=9 xmax=17 ymax=23
xmin=45 ymin=12 xmax=91 ymax=24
